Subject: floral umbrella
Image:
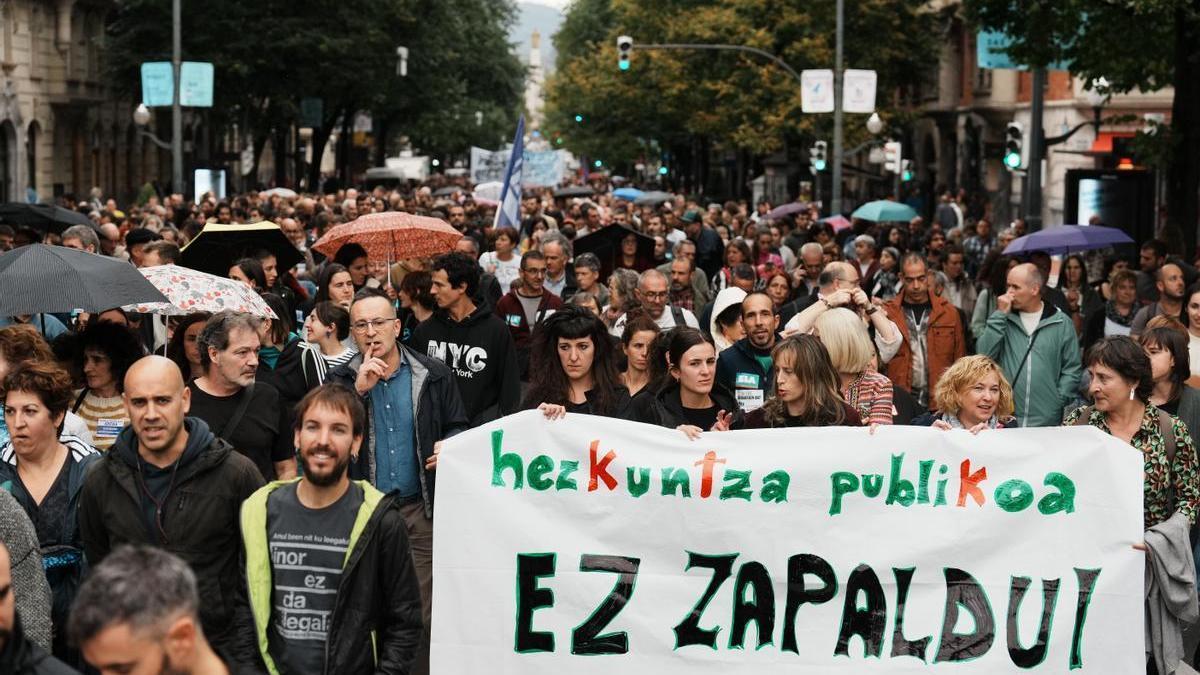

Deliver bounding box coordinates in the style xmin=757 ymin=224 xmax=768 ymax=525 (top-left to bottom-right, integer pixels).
xmin=122 ymin=264 xmax=277 ymax=318
xmin=312 ymin=211 xmax=461 ymax=262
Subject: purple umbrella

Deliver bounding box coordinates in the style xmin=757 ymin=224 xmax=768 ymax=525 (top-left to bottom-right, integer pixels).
xmin=1003 ymin=225 xmax=1134 ymax=256
xmin=764 ymin=202 xmax=810 ymax=221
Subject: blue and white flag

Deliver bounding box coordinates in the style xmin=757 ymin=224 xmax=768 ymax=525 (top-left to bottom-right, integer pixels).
xmin=494 ymin=115 xmax=525 ymax=231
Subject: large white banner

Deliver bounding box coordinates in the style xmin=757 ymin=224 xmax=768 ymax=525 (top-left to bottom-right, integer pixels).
xmin=432 ymin=411 xmax=1145 ymax=673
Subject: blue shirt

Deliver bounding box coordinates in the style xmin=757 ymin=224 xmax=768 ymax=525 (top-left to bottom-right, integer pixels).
xmin=368 ymin=354 xmax=419 ymax=497
xmin=0 ymin=314 xmax=67 ymax=341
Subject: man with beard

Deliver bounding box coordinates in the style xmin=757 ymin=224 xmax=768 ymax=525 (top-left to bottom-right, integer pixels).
xmin=1132 ymin=262 xmax=1186 ymax=336
xmin=716 ymin=292 xmax=779 ymax=413
xmin=69 ymin=546 xmax=231 ymax=675
xmin=187 ymin=312 xmax=297 ymax=481
xmin=883 ymin=254 xmax=966 ymax=409
xmin=0 ymin=541 xmax=73 ymax=673
xmin=78 ymin=356 xmax=264 ymax=657
xmin=237 ymin=385 xmax=423 ymax=674
xmin=668 ymin=256 xmax=696 ymax=311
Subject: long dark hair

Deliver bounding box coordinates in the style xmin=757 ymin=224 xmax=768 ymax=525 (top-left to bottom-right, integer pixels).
xmin=760 ymin=335 xmax=846 ymax=426
xmin=166 ymin=312 xmax=211 ymax=378
xmin=523 ymin=305 xmax=623 ymax=415
xmin=231 ymin=257 xmax=267 ymax=289
xmin=315 ymin=263 xmax=350 ymax=304
xmin=647 ymin=327 xmax=712 ymax=395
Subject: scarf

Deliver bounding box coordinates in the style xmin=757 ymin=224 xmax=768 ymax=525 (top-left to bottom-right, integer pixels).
xmin=1104 ymin=299 xmax=1136 ymax=328
xmin=940 ymin=412 xmax=1002 ymax=430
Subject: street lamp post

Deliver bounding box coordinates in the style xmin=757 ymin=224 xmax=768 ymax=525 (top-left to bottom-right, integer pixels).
xmin=831 ymin=0 xmax=845 ymax=216
xmin=171 ymin=0 xmax=183 ymax=196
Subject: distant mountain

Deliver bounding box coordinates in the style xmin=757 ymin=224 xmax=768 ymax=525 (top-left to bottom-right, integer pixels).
xmin=511 ymin=2 xmax=563 ymax=71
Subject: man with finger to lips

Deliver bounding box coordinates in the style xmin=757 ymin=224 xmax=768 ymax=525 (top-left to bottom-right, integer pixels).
xmin=327 ymin=287 xmax=469 ymax=675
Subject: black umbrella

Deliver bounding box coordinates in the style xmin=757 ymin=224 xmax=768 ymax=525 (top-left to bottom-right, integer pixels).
xmin=553 ymin=185 xmax=595 ymax=198
xmin=0 ymin=244 xmax=168 ymax=316
xmin=179 ymin=221 xmax=304 ymax=277
xmin=572 ymin=225 xmax=656 ymax=282
xmin=0 ymin=203 xmax=95 ymax=234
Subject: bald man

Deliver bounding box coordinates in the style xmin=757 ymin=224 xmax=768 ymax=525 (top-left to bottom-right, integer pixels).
xmin=0 ymin=541 xmax=75 ymax=673
xmin=78 ymin=356 xmax=264 ymax=655
xmin=977 ymin=263 xmax=1081 ymax=427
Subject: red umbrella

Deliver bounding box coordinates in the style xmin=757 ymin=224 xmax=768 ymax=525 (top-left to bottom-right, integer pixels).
xmin=312 ymin=211 xmax=461 ymax=261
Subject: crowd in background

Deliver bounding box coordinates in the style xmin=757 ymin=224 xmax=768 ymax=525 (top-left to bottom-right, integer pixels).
xmin=2 ymin=178 xmax=1200 ymax=674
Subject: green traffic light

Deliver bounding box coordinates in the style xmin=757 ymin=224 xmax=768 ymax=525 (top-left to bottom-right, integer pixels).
xmin=658 ymin=166 xmax=668 ymax=175
xmin=574 ymin=114 xmax=583 ymax=123
xmin=619 ymin=60 xmax=630 ymax=71
xmin=902 ymin=171 xmax=913 ymax=182
xmin=1004 ymin=152 xmax=1021 ymax=169
xmin=813 ymin=160 xmax=826 ymax=172
xmin=593 ymin=160 xmax=602 ymax=168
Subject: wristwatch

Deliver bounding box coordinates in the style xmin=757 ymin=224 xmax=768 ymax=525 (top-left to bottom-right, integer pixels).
xmin=865 ymin=305 xmax=879 ymax=316
xmin=820 ymin=297 xmax=832 ymax=309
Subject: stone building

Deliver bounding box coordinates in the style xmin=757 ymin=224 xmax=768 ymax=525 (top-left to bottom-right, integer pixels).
xmin=0 ymin=0 xmax=161 ymax=205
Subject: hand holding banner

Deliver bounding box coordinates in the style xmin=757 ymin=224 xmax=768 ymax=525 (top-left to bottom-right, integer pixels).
xmin=432 ymin=412 xmax=1145 ymax=673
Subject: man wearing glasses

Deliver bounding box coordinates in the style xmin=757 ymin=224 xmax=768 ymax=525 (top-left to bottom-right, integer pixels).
xmin=612 ymin=269 xmax=700 ymax=338
xmin=493 ymin=250 xmax=563 ymax=379
xmin=328 ymin=288 xmax=468 ymax=675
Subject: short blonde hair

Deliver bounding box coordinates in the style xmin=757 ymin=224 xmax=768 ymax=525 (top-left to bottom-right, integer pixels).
xmin=933 ymin=355 xmax=1014 ymax=417
xmin=813 ymin=307 xmax=874 ymax=374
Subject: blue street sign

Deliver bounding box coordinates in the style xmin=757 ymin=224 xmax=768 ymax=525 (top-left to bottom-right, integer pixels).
xmin=140 ymin=61 xmax=214 ymax=107
xmin=140 ymin=62 xmax=173 ymax=107
xmin=977 ymin=31 xmax=1071 ymax=71
xmin=180 ymin=62 xmax=214 ymax=107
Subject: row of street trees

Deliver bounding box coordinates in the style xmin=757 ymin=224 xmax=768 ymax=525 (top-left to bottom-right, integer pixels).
xmin=104 ymin=0 xmax=526 ymax=188
xmin=545 ymin=0 xmax=935 ymax=195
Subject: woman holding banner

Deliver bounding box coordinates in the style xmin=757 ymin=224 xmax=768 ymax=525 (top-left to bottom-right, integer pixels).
xmin=742 ymin=335 xmax=860 ymax=428
xmin=620 ymin=314 xmax=659 ymax=397
xmin=910 ymin=355 xmax=1016 ymax=432
xmin=524 ymin=305 xmax=630 ymax=419
xmin=1064 ymin=336 xmax=1200 ymax=530
xmin=629 ymin=327 xmax=741 ymax=438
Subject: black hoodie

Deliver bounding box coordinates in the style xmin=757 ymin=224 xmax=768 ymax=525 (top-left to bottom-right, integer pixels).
xmin=78 ymin=417 xmax=265 ymax=652
xmin=408 ymin=304 xmax=521 ymax=426
xmin=0 ymin=615 xmax=75 ymax=675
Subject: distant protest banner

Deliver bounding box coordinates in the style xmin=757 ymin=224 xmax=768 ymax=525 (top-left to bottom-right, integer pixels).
xmin=471 ymin=147 xmax=564 ymax=187
xmin=431 ymin=411 xmax=1145 ymax=674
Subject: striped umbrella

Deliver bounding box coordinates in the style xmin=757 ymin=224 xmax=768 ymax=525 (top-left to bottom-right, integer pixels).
xmin=122 ymin=264 xmax=277 ymax=318
xmin=312 ymin=211 xmax=461 ymax=262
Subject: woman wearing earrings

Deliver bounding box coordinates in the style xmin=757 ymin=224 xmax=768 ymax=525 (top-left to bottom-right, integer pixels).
xmin=1064 ymin=336 xmax=1200 ymax=530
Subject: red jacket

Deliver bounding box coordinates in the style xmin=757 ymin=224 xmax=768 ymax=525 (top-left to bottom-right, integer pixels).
xmin=494 ymin=288 xmax=563 ymax=349
xmin=884 ymin=293 xmax=966 ymax=408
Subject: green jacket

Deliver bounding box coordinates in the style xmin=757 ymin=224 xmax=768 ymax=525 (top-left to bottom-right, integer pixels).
xmin=976 ymin=303 xmax=1082 ymax=427
xmin=237 ymin=479 xmax=422 ymax=675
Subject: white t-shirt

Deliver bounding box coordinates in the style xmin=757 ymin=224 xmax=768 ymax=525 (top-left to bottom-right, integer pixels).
xmin=1019 ymin=308 xmax=1042 ymax=335
xmin=479 ymin=252 xmax=522 ymax=291
xmin=609 ymin=305 xmax=699 ymax=337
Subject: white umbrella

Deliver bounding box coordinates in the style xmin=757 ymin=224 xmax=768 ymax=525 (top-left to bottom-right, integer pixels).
xmin=122 ymin=264 xmax=277 ymax=318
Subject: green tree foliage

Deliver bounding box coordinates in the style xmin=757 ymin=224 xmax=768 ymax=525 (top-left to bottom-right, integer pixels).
xmin=545 ymin=0 xmax=936 ymax=170
xmin=104 ymin=0 xmax=524 ymax=184
xmin=965 ymin=0 xmax=1200 ymax=251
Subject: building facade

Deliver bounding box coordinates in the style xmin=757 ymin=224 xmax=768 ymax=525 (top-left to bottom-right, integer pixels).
xmin=908 ymin=2 xmax=1172 ymax=229
xmin=0 ymin=0 xmax=163 ymax=205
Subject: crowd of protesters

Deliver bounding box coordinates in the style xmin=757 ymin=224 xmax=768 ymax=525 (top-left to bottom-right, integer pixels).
xmin=1 ymin=178 xmax=1200 ymax=674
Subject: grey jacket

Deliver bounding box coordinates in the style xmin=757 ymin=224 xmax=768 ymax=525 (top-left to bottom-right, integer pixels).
xmin=0 ymin=489 xmax=52 ymax=650
xmin=1145 ymin=511 xmax=1199 ymax=675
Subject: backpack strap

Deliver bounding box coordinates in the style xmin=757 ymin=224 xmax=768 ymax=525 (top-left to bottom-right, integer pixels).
xmin=1157 ymin=409 xmax=1178 ymax=467
xmin=671 ymin=305 xmax=686 ymax=327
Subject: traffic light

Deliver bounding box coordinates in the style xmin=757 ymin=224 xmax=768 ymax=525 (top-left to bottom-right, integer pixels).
xmin=901 ymin=159 xmax=913 ymax=182
xmin=658 ymin=166 xmax=668 ymax=176
xmin=883 ymin=141 xmax=902 ymax=174
xmin=574 ymin=114 xmax=584 ymax=123
xmin=617 ymin=35 xmax=633 ymax=71
xmin=1004 ymin=122 xmax=1024 ymax=170
xmin=810 ymin=140 xmax=827 ymax=172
